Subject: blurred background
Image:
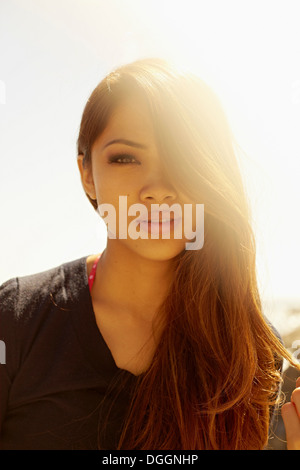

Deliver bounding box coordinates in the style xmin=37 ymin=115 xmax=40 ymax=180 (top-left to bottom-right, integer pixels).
xmin=0 ymin=0 xmax=299 ymax=448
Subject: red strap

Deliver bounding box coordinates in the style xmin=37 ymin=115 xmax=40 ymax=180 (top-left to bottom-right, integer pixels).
xmin=88 ymin=253 xmax=102 ymax=291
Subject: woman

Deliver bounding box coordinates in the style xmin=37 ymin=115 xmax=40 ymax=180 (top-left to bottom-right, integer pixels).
xmin=0 ymin=58 xmax=299 ymax=450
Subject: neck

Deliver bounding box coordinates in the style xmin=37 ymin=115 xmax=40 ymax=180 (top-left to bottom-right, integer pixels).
xmin=93 ymin=241 xmax=179 ymax=322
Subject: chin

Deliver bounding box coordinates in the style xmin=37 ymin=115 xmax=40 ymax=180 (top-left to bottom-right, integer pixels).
xmin=124 ymin=238 xmax=187 ymax=262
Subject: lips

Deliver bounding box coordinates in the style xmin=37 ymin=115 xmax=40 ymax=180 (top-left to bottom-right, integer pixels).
xmin=136 ymin=211 xmax=176 ymax=224
xmin=136 ymin=217 xmax=182 ymax=237
xmin=140 ymin=217 xmax=175 ymax=223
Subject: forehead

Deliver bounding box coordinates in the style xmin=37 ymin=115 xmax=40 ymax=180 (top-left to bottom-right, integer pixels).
xmin=94 ymin=96 xmax=155 ymax=149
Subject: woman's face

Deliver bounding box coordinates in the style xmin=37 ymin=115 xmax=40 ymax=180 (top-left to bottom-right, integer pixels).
xmin=77 ymin=96 xmax=198 ymax=261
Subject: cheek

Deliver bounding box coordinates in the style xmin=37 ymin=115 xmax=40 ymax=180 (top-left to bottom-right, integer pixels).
xmin=94 ymin=178 xmax=126 ymax=204
xmin=96 ymin=191 xmax=137 ymax=228
xmin=94 ymin=168 xmax=136 ymax=198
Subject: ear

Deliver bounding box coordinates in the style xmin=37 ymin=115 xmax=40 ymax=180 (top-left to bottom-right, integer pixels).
xmin=77 ymin=154 xmax=97 ymax=200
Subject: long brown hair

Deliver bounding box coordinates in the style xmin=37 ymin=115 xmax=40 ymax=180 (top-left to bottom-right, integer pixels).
xmin=77 ymin=58 xmax=300 ymax=449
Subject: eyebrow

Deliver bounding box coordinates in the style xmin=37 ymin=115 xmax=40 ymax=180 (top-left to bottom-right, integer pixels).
xmin=102 ymin=138 xmax=148 ymax=150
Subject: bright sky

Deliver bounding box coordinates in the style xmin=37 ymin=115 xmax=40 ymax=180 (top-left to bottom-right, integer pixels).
xmin=0 ymin=0 xmax=299 ymax=310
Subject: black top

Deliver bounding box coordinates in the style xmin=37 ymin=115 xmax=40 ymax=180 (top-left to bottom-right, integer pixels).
xmin=0 ymin=255 xmax=283 ymax=450
xmin=0 ymin=255 xmax=138 ymax=450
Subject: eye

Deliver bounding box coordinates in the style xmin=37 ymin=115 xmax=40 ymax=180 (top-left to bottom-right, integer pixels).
xmin=108 ymin=154 xmax=140 ymax=164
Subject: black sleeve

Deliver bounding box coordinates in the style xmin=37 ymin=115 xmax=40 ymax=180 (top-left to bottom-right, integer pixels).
xmin=0 ymin=277 xmax=20 ymax=434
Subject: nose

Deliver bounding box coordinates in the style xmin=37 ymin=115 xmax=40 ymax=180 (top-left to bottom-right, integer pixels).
xmin=139 ymin=167 xmax=177 ymax=205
